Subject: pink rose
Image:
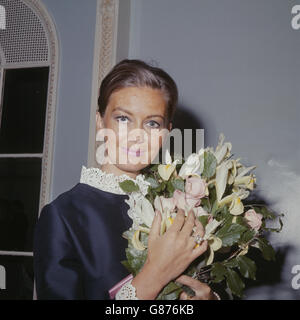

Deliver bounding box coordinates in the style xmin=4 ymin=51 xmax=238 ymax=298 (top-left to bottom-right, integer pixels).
xmin=173 ymin=190 xmax=187 ymax=210
xmin=173 ymin=189 xmax=201 ymax=211
xmin=185 ymin=176 xmax=207 ymax=199
xmin=244 ymin=209 xmax=263 ymax=231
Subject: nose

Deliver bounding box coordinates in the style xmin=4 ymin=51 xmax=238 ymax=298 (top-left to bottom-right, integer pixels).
xmin=128 ymin=121 xmax=146 ymax=144
xmin=130 ymin=128 xmax=145 ymax=144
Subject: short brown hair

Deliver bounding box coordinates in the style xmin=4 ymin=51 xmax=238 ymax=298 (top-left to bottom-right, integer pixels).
xmin=98 ymin=59 xmax=178 ymax=123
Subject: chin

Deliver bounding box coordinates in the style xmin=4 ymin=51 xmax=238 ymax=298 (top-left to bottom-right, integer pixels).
xmin=116 ymin=162 xmax=150 ymax=174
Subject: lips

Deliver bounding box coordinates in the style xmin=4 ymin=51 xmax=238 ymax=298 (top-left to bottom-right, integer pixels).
xmin=121 ymin=146 xmax=144 ymax=157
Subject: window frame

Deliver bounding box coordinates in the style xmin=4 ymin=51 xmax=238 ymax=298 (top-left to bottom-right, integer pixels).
xmin=0 ymin=0 xmax=59 ymax=298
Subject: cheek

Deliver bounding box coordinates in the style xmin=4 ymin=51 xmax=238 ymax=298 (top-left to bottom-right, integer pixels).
xmin=117 ymin=126 xmax=131 ymax=147
xmin=150 ymin=129 xmax=168 ymax=148
xmin=147 ymin=131 xmax=165 ymax=159
xmin=105 ymin=121 xmax=127 ymax=145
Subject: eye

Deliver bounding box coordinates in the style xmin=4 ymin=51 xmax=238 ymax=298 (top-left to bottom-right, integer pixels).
xmin=146 ymin=120 xmax=161 ymax=129
xmin=115 ymin=115 xmax=130 ymax=123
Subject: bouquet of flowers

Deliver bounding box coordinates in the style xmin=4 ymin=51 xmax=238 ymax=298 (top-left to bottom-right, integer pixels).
xmin=118 ymin=133 xmax=284 ymax=299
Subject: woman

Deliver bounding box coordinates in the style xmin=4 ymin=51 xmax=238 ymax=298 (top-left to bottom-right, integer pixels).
xmin=34 ymin=59 xmax=219 ymax=300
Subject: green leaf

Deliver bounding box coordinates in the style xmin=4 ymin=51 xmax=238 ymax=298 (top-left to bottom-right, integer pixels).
xmin=256 ymin=238 xmax=276 ymax=261
xmin=224 ymin=259 xmax=238 ymax=269
xmin=156 ymin=281 xmax=182 ymax=300
xmin=234 ymin=216 xmax=249 ymax=228
xmin=225 ymin=268 xmax=245 ymax=298
xmin=211 ymin=200 xmax=219 ymax=215
xmin=145 ymin=177 xmax=160 ymax=188
xmin=147 ymin=163 xmax=159 ymax=173
xmin=215 ymin=222 xmax=247 ymax=247
xmin=240 ymin=229 xmax=256 ymax=244
xmin=253 ymin=206 xmax=276 ymax=220
xmin=236 ymin=256 xmax=257 ymax=280
xmin=202 ymin=151 xmax=217 ymax=179
xmin=119 ymin=180 xmax=140 ymax=193
xmin=121 ymin=260 xmax=135 ymax=274
xmin=262 ymin=215 xmax=284 ymax=233
xmin=125 ymin=243 xmax=148 ymax=276
xmin=211 ymin=263 xmax=227 ymax=283
xmin=198 ymin=215 xmax=209 ymax=229
xmin=167 ymin=180 xmax=175 ymax=194
xmin=208 ymin=182 xmax=217 ymax=204
xmin=171 ymin=178 xmax=185 ymax=192
xmin=214 ymin=204 xmax=231 ymax=220
xmin=200 ymin=198 xmax=211 ymax=212
xmin=154 ymin=181 xmax=166 ymax=192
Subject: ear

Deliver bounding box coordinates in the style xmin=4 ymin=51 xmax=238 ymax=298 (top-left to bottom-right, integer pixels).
xmin=96 ymin=111 xmax=104 ymax=131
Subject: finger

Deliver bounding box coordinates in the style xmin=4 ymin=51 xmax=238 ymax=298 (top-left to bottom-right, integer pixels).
xmin=167 ymin=208 xmax=185 ymax=233
xmin=179 ymin=291 xmax=189 ymax=300
xmin=176 ymin=275 xmax=203 ymax=290
xmin=191 ymin=239 xmax=208 ymax=259
xmin=180 ymin=209 xmax=195 ymax=237
xmin=194 ymin=218 xmax=205 ymax=237
xmin=187 ymin=218 xmax=206 ymax=249
xmin=148 ymin=210 xmax=161 ymax=243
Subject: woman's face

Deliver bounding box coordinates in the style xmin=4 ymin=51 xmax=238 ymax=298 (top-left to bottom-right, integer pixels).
xmin=96 ymin=86 xmax=172 ymax=176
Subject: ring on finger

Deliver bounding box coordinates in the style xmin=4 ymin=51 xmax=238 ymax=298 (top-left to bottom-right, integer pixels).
xmin=193 ymin=234 xmax=204 ymax=244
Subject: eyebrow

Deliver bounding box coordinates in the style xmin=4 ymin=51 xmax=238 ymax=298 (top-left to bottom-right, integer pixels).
xmin=113 ymin=107 xmax=165 ymax=120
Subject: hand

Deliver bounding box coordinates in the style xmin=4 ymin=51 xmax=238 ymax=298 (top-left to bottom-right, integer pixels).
xmin=146 ymin=208 xmax=208 ymax=286
xmin=176 ymin=275 xmax=218 ymax=300
xmin=131 ymin=208 xmax=208 ymax=299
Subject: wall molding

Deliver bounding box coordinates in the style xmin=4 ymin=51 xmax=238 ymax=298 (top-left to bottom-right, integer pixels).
xmin=87 ymin=0 xmax=119 ymax=167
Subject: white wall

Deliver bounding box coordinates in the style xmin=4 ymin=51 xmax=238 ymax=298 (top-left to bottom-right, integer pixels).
xmin=129 ymin=0 xmax=300 ymax=299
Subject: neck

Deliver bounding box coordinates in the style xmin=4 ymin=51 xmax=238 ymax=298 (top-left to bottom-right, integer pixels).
xmin=100 ymin=163 xmax=140 ymax=179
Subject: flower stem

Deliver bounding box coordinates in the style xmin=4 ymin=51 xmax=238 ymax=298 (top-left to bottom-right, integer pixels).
xmin=194 ymin=237 xmax=258 ymax=281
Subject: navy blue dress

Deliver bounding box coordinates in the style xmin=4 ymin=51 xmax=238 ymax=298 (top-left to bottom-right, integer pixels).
xmin=33 ymin=183 xmax=132 ymax=300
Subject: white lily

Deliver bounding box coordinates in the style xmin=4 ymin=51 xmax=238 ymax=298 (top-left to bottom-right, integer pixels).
xmin=138 ymin=226 xmax=150 ymax=234
xmin=233 ymin=175 xmax=256 ymax=190
xmin=229 ymin=196 xmax=244 ymax=216
xmin=154 ymin=195 xmax=163 ymax=213
xmin=159 ymin=212 xmax=175 ymax=235
xmin=154 ymin=195 xmax=176 ymax=234
xmin=158 ymin=149 xmax=179 ymax=181
xmin=196 ymin=218 xmax=224 ymax=265
xmin=131 ymin=225 xmax=151 ymax=251
xmin=227 ymin=159 xmax=241 ymax=184
xmin=218 ymin=187 xmax=249 ymax=207
xmin=215 ymin=160 xmax=232 ymax=202
xmin=206 ymin=235 xmax=223 ymax=265
xmin=132 ymin=230 xmax=146 ymax=251
xmin=214 ymin=133 xmax=232 ymax=164
xmin=236 ymin=165 xmax=256 ymax=178
xmin=178 ymin=152 xmax=202 ymax=179
xmin=218 ymin=193 xmax=234 ymax=206
xmin=134 ymin=196 xmax=156 ymax=228
xmin=203 ymin=218 xmax=223 ymax=240
xmin=197 ymin=148 xmax=205 ymax=175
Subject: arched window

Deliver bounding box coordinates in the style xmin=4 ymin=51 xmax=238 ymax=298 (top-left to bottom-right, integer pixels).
xmin=0 ymin=0 xmax=58 ymax=299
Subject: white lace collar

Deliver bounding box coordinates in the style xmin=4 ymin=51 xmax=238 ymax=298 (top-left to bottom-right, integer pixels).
xmin=80 ymin=166 xmax=149 ymax=196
